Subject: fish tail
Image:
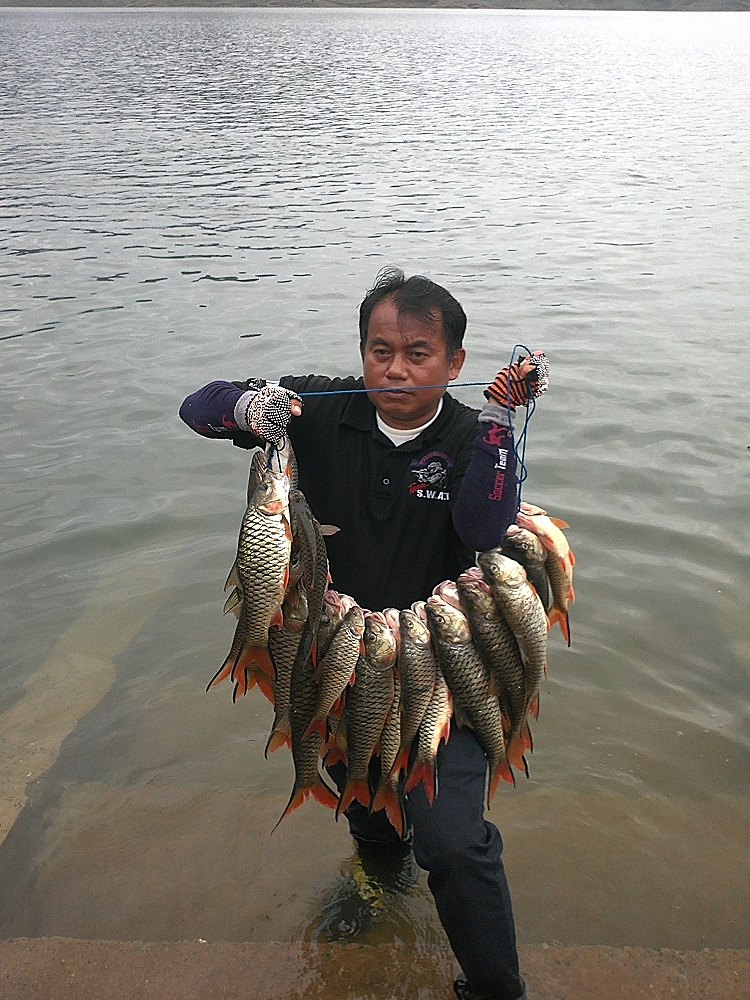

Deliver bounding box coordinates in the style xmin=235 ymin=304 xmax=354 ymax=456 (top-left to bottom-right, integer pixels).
xmin=487 ymin=762 xmax=515 ymax=805
xmin=271 ymin=786 xmax=307 ymax=832
xmin=206 ymin=654 xmax=235 ymax=692
xmin=547 ymin=607 xmax=571 ymax=646
xmin=371 ymin=784 xmax=405 ymax=839
xmin=311 ymin=779 xmax=339 ymax=811
xmin=404 ymin=758 xmax=437 ymax=806
xmin=235 ymin=643 xmax=276 ymax=681
xmin=324 ymin=744 xmax=347 ymax=769
xmin=506 ymin=733 xmax=528 ymax=772
xmin=336 ymin=778 xmax=371 ymax=819
xmin=264 ymin=719 xmax=292 ymax=757
xmin=302 ymin=717 xmax=327 ymax=741
xmin=521 ymin=718 xmax=534 ymax=754
xmin=389 ymin=747 xmax=410 ymax=780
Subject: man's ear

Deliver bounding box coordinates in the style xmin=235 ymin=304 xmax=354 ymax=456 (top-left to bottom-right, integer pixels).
xmin=448 ymin=348 xmax=466 ymax=381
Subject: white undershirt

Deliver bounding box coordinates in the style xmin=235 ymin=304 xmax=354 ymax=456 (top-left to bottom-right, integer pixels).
xmin=375 ymin=397 xmax=444 ymax=446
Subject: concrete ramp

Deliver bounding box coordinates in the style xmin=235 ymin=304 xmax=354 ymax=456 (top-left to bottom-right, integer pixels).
xmin=0 ymin=939 xmax=747 ymax=999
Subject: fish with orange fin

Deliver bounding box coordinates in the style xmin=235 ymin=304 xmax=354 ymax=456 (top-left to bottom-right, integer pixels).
xmin=477 ymin=548 xmax=548 ymax=738
xmin=425 ymin=594 xmax=514 ymax=804
xmin=390 ymin=603 xmax=436 ymax=782
xmin=370 ymin=664 xmax=405 ymax=838
xmin=206 ymin=441 xmax=293 ymax=703
xmin=501 ymin=524 xmax=551 ymax=613
xmin=265 ymin=581 xmax=309 ymax=756
xmin=404 ymin=656 xmax=452 ymax=806
xmin=273 ymin=646 xmax=340 ymax=830
xmin=456 ymin=568 xmax=532 ymax=775
xmin=515 ymin=502 xmax=575 ymax=644
xmin=303 ymin=604 xmax=365 ymax=741
xmin=336 ymin=611 xmax=397 ymax=820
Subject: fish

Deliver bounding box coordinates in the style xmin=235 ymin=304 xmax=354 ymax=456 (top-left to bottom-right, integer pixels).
xmin=207 ymin=441 xmax=293 ymax=703
xmin=336 ymin=611 xmax=397 ymax=818
xmin=265 ymin=581 xmax=309 ymax=756
xmin=424 ymin=594 xmax=512 ymax=803
xmin=514 ymin=508 xmax=575 ymax=644
xmin=273 ymin=636 xmax=339 ymax=831
xmin=476 ymin=550 xmax=548 ymax=723
xmin=370 ymin=667 xmax=405 ymax=838
xmin=316 ymin=590 xmax=347 ymax=660
xmin=403 ymin=662 xmax=452 ymax=806
xmin=303 ymin=604 xmax=365 ymax=741
xmin=289 ymin=486 xmax=331 ymax=668
xmin=544 ymin=547 xmax=575 ymax=646
xmin=501 ymin=524 xmax=551 ymax=613
xmin=456 ymin=569 xmax=531 ymax=772
xmin=390 ymin=603 xmax=437 ymax=780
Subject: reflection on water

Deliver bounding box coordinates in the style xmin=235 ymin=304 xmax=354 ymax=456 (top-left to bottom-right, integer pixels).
xmin=0 ymin=5 xmax=749 ymax=964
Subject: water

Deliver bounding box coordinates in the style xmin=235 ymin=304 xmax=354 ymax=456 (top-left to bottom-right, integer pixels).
xmin=1 ymin=5 xmax=749 ymax=961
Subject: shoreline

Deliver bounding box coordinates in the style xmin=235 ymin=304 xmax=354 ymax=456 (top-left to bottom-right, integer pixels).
xmin=2 ymin=2 xmax=749 ymax=10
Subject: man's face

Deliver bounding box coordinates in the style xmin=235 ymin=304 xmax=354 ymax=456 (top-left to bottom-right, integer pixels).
xmin=360 ymin=296 xmax=466 ymax=430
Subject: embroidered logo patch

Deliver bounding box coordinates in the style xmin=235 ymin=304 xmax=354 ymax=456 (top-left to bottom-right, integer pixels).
xmin=409 ymin=451 xmax=452 ymax=501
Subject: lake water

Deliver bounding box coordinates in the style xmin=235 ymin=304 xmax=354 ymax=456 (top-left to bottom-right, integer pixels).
xmin=0 ymin=3 xmax=749 ymax=969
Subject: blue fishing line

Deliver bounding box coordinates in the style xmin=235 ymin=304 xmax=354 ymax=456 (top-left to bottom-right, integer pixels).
xmin=296 ymin=381 xmax=489 ymax=396
xmin=506 ymin=343 xmax=537 ymax=510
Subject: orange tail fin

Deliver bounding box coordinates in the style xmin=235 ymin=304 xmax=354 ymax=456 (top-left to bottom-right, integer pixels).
xmin=487 ymin=762 xmax=515 ymax=805
xmin=371 ymin=784 xmax=405 ymax=839
xmin=404 ymin=759 xmax=437 ymax=806
xmin=264 ymin=723 xmax=292 ymax=757
xmin=336 ymin=778 xmax=371 ymax=819
xmin=302 ymin=717 xmax=327 ymax=742
xmin=547 ymin=608 xmax=571 ymax=647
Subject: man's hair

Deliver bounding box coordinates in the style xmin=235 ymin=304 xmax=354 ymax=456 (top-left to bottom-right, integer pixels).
xmin=358 ymin=266 xmax=467 ymax=358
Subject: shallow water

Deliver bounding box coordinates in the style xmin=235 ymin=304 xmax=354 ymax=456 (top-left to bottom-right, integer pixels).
xmin=0 ymin=5 xmax=749 ymax=958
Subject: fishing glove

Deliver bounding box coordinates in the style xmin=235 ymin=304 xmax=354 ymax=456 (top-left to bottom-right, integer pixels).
xmin=239 ymin=378 xmax=302 ymax=445
xmin=480 ymin=351 xmax=550 ymax=426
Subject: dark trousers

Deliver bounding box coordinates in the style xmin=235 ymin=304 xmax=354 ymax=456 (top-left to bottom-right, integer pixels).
xmin=328 ymin=721 xmax=524 ymax=1000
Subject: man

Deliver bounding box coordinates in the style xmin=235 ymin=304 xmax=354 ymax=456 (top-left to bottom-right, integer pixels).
xmin=180 ymin=267 xmax=548 ymax=1000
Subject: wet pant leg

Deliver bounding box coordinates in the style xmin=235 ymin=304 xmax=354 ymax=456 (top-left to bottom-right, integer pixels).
xmin=404 ymin=721 xmax=524 ymax=1000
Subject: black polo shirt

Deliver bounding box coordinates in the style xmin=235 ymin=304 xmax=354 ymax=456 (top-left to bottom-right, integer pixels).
xmin=231 ymin=375 xmax=480 ymax=613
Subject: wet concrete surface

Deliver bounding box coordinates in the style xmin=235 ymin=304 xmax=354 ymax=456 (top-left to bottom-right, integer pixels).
xmin=0 ymin=939 xmax=748 ymax=1000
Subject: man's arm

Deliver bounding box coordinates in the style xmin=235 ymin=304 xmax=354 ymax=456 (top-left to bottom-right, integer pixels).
xmin=452 ymin=351 xmax=550 ymax=553
xmin=179 ymin=379 xmax=301 ymax=446
xmin=452 ymin=421 xmax=518 ymax=553
xmin=179 ymin=380 xmax=247 ymax=438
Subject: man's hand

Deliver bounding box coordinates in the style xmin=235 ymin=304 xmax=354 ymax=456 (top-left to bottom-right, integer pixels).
xmin=484 ymin=351 xmax=550 ymax=410
xmin=243 ymin=379 xmax=303 ymax=445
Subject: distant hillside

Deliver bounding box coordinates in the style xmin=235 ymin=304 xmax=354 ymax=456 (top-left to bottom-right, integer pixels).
xmin=2 ymin=0 xmax=749 ymax=10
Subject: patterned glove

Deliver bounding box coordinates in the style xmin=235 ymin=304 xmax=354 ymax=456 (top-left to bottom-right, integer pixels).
xmin=241 ymin=378 xmax=302 ymax=445
xmin=484 ymin=351 xmax=550 ymax=410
